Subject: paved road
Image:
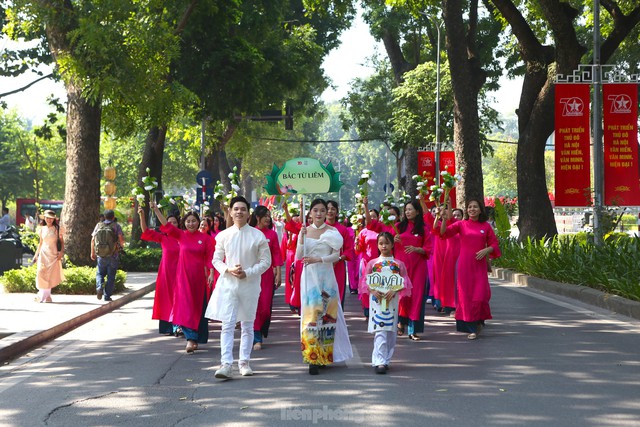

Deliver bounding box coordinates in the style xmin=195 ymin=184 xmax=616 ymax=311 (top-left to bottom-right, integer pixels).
xmin=1 ymin=277 xmax=639 ymax=427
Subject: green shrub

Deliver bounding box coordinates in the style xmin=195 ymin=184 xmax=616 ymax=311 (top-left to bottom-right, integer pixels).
xmin=119 ymin=247 xmax=162 ymax=271
xmin=494 ymin=235 xmax=640 ymax=301
xmin=493 ymin=198 xmax=511 ymax=240
xmin=0 ymin=264 xmax=126 ymax=294
xmin=0 ymin=264 xmax=37 ymax=292
xmin=56 ymin=267 xmax=126 ymax=294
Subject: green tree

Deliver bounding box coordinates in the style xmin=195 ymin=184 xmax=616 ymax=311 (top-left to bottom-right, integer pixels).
xmin=313 ymin=101 xmax=392 ymax=209
xmin=2 ymin=0 xmax=186 ymax=264
xmin=439 ymin=0 xmax=503 ymax=204
xmin=0 ymin=111 xmax=33 ymax=208
xmin=483 ymin=142 xmax=518 ymax=197
xmin=358 ymin=0 xmax=502 ymax=202
xmin=172 ymin=0 xmax=354 ymax=203
xmin=488 ymin=0 xmax=640 ymax=240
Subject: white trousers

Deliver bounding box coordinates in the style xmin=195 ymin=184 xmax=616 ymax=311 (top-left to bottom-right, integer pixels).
xmin=36 ymin=288 xmax=52 ymax=302
xmin=372 ymin=330 xmax=397 ymax=367
xmin=220 ymin=319 xmax=253 ymax=365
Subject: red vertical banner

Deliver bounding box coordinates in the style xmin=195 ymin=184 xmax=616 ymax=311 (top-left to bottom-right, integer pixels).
xmin=554 ymin=83 xmax=592 ymax=206
xmin=603 ymin=84 xmax=640 ymax=206
xmin=439 ymin=151 xmax=457 ymax=208
xmin=417 ymin=151 xmax=435 ymax=184
xmin=418 ymin=151 xmax=437 ymax=209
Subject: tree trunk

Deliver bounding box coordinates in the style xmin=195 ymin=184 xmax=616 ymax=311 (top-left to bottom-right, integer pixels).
xmin=130 ymin=125 xmax=167 ymax=247
xmin=61 ymin=80 xmax=102 ymax=266
xmin=381 ymin=27 xmax=413 ymax=84
xmin=217 ymin=148 xmax=232 ymax=191
xmin=40 ymin=1 xmax=101 ymax=265
xmin=403 ymin=146 xmax=417 ymax=198
xmin=515 ymin=88 xmax=558 ymax=240
xmin=205 ymin=147 xmax=222 ymax=213
xmin=393 ymin=149 xmax=404 ymax=200
xmin=443 ymin=0 xmax=486 ymax=207
xmin=241 ymin=172 xmax=253 ymax=201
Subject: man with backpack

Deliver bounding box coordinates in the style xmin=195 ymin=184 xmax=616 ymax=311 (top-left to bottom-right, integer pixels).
xmin=91 ymin=209 xmax=125 ymax=301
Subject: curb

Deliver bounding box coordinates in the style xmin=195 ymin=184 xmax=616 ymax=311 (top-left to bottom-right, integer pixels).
xmin=0 ymin=282 xmax=156 ymax=364
xmin=491 ymin=268 xmax=640 ymax=321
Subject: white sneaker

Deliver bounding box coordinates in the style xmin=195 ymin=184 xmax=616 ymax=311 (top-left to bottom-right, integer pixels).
xmin=214 ymin=363 xmax=233 ymax=379
xmin=238 ymin=361 xmax=254 ymax=376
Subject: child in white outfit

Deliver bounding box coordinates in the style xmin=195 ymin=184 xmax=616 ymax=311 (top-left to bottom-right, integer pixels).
xmin=359 ymin=232 xmax=412 ymax=374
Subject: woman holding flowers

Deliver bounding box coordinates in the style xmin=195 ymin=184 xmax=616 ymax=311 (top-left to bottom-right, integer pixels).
xmin=198 ymin=216 xmax=217 ymax=296
xmin=297 ymin=198 xmax=352 ymax=375
xmin=431 ymin=206 xmax=461 ymax=315
xmin=282 ymin=200 xmax=302 ymax=313
xmin=158 ymin=209 xmax=215 ymax=353
xmin=345 ymin=215 xmax=360 ymax=295
xmin=394 ymin=200 xmax=433 ymax=341
xmin=139 ymin=203 xmax=180 ymax=335
xmin=439 ymin=200 xmax=500 ymax=340
xmin=249 ymin=206 xmax=284 ymax=350
xmin=326 ymin=200 xmax=355 ymax=305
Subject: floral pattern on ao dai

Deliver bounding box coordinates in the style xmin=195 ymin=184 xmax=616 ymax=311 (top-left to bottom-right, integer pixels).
xmin=299 ymin=228 xmax=353 ymax=366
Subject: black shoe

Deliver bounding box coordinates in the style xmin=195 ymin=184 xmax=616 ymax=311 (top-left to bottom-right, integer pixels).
xmin=349 ymin=289 xmax=358 ymax=295
xmin=104 ymin=296 xmax=113 ymax=302
xmin=309 ymin=365 xmax=319 ymax=375
xmin=97 ymin=289 xmax=103 ymax=300
xmin=375 ymin=365 xmax=387 ymax=374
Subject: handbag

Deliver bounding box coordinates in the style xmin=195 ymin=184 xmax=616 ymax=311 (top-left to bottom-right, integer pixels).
xmin=55 ymin=225 xmax=62 ymax=252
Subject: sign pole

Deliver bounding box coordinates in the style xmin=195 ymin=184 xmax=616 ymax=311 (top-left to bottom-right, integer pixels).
xmin=201 ymin=177 xmax=207 ymax=218
xmin=592 ymin=0 xmax=604 ymax=245
xmin=299 ymin=195 xmax=307 ymax=297
xmin=300 ymin=195 xmax=307 ymax=258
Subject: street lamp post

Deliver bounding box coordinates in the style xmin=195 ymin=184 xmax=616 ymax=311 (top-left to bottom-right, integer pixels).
xmin=419 ymin=12 xmax=444 ymax=177
xmin=434 ymin=20 xmax=443 ymax=178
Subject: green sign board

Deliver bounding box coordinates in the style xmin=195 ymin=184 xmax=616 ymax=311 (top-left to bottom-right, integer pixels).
xmin=263 ymin=157 xmax=343 ymax=195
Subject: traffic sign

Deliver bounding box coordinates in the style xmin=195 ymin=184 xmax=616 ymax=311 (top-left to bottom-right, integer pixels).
xmin=196 ymin=170 xmax=213 ymax=186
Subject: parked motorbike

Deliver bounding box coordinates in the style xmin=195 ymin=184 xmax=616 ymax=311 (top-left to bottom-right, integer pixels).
xmin=0 ymin=226 xmax=29 ymax=253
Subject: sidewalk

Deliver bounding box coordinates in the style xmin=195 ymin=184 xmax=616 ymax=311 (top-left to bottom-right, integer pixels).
xmin=490 ymin=267 xmax=640 ymax=320
xmin=0 ymin=272 xmax=156 ymax=363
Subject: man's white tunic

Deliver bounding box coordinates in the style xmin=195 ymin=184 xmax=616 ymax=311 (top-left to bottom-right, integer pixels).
xmin=205 ymin=223 xmax=271 ymax=322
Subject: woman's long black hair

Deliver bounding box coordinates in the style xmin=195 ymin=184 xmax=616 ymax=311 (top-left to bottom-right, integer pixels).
xmin=249 ymin=205 xmax=272 ymax=229
xmin=465 ymin=198 xmax=489 ymax=222
xmin=396 ymin=200 xmax=425 ymax=236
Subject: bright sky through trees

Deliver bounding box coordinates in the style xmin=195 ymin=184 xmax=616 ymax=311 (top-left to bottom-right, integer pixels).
xmin=0 ymin=11 xmax=519 ymax=122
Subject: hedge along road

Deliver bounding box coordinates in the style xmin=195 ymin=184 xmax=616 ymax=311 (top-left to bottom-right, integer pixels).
xmin=0 ymin=276 xmax=639 ymax=427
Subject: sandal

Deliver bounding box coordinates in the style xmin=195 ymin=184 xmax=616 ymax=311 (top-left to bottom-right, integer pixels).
xmin=397 ymin=324 xmax=405 ymax=336
xmin=185 ymin=340 xmax=198 ymax=353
